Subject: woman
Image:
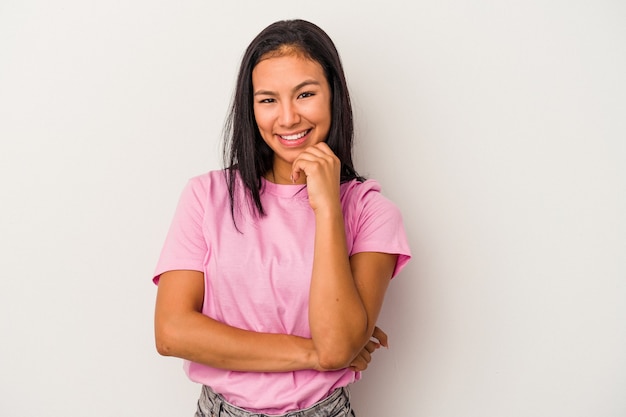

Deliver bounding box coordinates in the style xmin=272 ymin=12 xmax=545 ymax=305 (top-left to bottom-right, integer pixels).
xmin=153 ymin=19 xmax=411 ymax=416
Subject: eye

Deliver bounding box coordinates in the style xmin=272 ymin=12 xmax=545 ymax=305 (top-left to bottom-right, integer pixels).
xmin=257 ymin=97 xmax=275 ymax=104
xmin=297 ymin=92 xmax=315 ymax=99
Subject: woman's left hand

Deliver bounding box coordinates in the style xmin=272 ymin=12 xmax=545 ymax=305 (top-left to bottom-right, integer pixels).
xmin=348 ymin=326 xmax=388 ymax=372
xmin=291 ymin=142 xmax=341 ymax=212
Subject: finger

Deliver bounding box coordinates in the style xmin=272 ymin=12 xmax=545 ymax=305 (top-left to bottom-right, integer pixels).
xmin=350 ymin=364 xmax=367 ymax=372
xmin=296 ymin=144 xmax=340 ymax=166
xmin=289 ymin=149 xmax=322 ymax=182
xmin=372 ymin=326 xmax=389 ymax=348
xmin=302 ymin=144 xmax=330 ymax=157
xmin=292 ymin=152 xmax=335 ymax=170
xmin=349 ymin=354 xmax=368 ymax=372
xmin=290 ymin=150 xmax=336 ymax=183
xmin=349 ymin=357 xmax=362 ymax=371
xmin=349 ymin=361 xmax=367 ymax=372
xmin=310 ymin=141 xmax=334 ymax=155
xmin=364 ymin=340 xmax=380 ymax=354
xmin=290 ymin=153 xmax=317 ymax=183
xmin=290 ymin=158 xmax=317 ymax=183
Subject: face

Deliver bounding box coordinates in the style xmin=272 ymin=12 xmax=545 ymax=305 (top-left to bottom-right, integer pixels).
xmin=252 ymin=54 xmax=332 ymax=183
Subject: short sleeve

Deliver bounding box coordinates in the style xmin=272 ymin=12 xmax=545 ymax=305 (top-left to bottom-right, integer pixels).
xmin=153 ymin=178 xmax=208 ymax=284
xmin=346 ymin=180 xmax=411 ymax=278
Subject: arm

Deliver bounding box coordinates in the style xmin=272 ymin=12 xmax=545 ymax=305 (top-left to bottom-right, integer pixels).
xmin=310 ymin=246 xmax=396 ymax=370
xmin=155 ymin=270 xmax=385 ymax=372
xmin=154 ymin=269 xmax=320 ymax=372
xmin=292 ymin=144 xmax=397 ymax=370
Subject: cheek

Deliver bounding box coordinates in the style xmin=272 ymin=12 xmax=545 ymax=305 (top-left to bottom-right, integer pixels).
xmin=318 ymin=98 xmax=332 ymax=126
xmin=304 ymin=102 xmax=331 ymax=125
xmin=253 ymin=107 xmax=271 ymax=132
xmin=315 ymin=106 xmax=332 ymax=129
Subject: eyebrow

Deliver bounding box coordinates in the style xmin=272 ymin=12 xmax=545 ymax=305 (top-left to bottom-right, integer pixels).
xmin=253 ymin=79 xmax=321 ymax=96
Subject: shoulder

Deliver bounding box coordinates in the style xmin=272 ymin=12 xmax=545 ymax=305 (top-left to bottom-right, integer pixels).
xmin=184 ymin=170 xmax=228 ymax=196
xmin=340 ymin=178 xmax=406 ymax=235
xmin=340 ymin=178 xmax=381 ymax=197
xmin=177 ymin=170 xmax=230 ymax=211
xmin=186 ymin=169 xmax=227 ymax=190
xmin=341 ymin=179 xmax=412 ymax=276
xmin=340 ymin=179 xmax=398 ymax=215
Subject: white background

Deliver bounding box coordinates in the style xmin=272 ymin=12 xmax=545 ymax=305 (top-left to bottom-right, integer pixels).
xmin=1 ymin=1 xmax=624 ymax=416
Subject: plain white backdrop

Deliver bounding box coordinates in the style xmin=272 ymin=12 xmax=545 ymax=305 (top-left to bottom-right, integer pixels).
xmin=1 ymin=1 xmax=624 ymax=416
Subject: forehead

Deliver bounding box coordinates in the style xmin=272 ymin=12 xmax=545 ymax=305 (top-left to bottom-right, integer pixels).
xmin=252 ymin=54 xmax=327 ymax=87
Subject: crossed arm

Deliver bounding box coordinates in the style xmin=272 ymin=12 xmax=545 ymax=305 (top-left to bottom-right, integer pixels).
xmin=154 ymin=250 xmax=396 ymax=372
xmin=154 ymin=143 xmax=397 ymax=372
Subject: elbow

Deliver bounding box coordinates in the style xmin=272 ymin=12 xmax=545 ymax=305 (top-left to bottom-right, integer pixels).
xmin=316 ymin=345 xmax=358 ymax=371
xmin=155 ymin=338 xmax=172 ymax=357
xmin=314 ymin=326 xmax=371 ymax=370
xmin=318 ymin=355 xmax=351 ymax=371
xmin=154 ymin=322 xmax=178 ymax=357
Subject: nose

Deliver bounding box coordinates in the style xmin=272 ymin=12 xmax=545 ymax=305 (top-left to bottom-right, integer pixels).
xmin=278 ymin=101 xmax=300 ymax=127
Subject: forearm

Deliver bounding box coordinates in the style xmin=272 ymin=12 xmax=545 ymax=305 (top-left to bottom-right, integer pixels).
xmin=308 ymin=205 xmax=370 ymax=369
xmin=156 ymin=309 xmax=319 ymax=372
xmin=155 ymin=271 xmax=320 ymax=372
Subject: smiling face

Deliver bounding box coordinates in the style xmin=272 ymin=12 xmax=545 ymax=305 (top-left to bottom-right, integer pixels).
xmin=252 ymin=53 xmax=332 ymax=183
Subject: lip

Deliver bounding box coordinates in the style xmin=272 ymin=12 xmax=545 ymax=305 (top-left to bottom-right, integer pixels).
xmin=276 ymin=129 xmax=311 ymax=147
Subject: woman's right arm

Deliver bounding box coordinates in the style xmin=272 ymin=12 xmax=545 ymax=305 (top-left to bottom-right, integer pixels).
xmin=155 ymin=269 xmax=321 ymax=372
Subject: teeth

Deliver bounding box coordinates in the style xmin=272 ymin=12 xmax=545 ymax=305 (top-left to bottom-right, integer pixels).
xmin=280 ymin=130 xmax=308 ymax=140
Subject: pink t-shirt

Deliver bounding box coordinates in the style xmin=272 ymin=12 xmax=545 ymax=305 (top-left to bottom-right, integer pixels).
xmin=154 ymin=170 xmax=411 ymax=414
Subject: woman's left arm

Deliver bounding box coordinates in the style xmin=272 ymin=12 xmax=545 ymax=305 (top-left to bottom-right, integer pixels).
xmin=292 ymin=143 xmax=398 ymax=370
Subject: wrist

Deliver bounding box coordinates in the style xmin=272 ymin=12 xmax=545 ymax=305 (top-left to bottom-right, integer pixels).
xmin=299 ymin=338 xmax=324 ymax=371
xmin=312 ymin=201 xmax=342 ymax=219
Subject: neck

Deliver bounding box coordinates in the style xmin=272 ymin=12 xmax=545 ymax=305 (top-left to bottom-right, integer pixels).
xmin=264 ymin=162 xmax=306 ymax=185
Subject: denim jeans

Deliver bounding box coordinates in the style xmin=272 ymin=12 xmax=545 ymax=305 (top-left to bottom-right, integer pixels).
xmin=195 ymin=385 xmax=356 ymax=417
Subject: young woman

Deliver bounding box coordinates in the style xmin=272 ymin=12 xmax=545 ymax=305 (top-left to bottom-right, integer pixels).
xmin=153 ymin=19 xmax=411 ymax=417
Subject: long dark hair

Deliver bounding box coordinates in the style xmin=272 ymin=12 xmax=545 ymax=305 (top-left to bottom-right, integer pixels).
xmin=222 ymin=19 xmax=363 ymax=223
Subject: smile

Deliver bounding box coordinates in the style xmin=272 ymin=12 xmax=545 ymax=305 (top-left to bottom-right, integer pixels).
xmin=279 ymin=130 xmax=310 ymax=141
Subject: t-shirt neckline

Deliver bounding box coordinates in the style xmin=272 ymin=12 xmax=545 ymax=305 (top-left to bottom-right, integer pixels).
xmin=260 ymin=177 xmax=309 ymax=199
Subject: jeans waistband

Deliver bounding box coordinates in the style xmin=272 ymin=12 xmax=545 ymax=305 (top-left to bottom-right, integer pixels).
xmin=196 ymin=385 xmax=353 ymax=417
